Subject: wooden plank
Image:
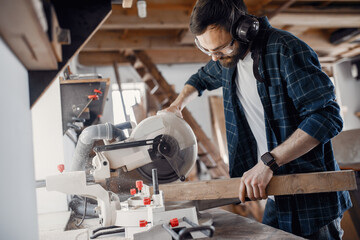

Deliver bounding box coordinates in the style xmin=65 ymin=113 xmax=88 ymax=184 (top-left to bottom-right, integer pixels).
xmin=152 ymin=170 xmax=357 ymax=201
xmin=209 ymin=96 xmax=228 ymax=164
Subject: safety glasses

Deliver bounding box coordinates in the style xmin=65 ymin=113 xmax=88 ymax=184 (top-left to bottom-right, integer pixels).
xmin=195 ymin=37 xmax=235 ymax=58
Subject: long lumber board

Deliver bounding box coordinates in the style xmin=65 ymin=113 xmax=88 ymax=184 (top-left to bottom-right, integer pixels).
xmin=151 ymin=170 xmax=357 ymax=201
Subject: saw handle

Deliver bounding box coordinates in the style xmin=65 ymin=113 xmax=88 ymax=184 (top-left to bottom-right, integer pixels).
xmin=93 ymin=138 xmax=156 ymax=152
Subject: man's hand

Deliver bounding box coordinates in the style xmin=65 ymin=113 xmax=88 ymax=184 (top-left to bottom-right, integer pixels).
xmin=162 ymin=105 xmax=183 ymax=118
xmin=239 ymin=161 xmax=273 ymax=203
xmin=160 ymin=84 xmax=198 ymax=118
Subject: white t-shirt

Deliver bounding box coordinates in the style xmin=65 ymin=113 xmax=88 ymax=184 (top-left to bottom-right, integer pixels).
xmin=235 ymin=52 xmax=268 ymax=162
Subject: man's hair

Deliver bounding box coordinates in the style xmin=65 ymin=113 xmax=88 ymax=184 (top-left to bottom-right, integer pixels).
xmin=189 ymin=0 xmax=248 ymax=35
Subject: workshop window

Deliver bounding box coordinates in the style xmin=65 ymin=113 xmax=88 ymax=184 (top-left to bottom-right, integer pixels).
xmin=112 ymin=82 xmax=146 ymax=125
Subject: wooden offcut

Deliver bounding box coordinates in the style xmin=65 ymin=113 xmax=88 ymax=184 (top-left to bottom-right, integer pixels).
xmin=151 ymin=170 xmax=357 ymax=201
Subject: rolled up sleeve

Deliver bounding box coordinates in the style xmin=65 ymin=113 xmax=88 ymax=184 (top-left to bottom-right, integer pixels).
xmin=185 ymin=60 xmax=223 ymax=96
xmin=281 ymin=39 xmax=343 ymax=143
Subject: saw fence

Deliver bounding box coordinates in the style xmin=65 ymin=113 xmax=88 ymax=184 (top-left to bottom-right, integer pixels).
xmin=150 ymin=170 xmax=357 ymax=201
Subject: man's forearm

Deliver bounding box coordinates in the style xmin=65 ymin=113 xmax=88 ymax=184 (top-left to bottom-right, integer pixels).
xmin=270 ymin=128 xmax=320 ymax=167
xmin=170 ymin=84 xmax=198 ymax=111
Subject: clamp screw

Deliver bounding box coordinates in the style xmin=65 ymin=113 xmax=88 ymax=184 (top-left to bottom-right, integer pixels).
xmin=143 ymin=197 xmax=151 ymax=205
xmin=130 ymin=188 xmax=136 ymax=195
xmin=170 ymin=218 xmax=179 ymax=227
xmin=139 ymin=220 xmax=148 ymax=227
xmin=136 ymin=180 xmax=143 ymax=191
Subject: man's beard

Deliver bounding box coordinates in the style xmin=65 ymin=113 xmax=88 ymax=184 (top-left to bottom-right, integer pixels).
xmin=219 ymin=42 xmax=249 ymax=68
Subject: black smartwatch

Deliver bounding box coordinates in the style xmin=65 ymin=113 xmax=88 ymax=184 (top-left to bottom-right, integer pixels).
xmin=261 ymin=152 xmax=279 ymax=172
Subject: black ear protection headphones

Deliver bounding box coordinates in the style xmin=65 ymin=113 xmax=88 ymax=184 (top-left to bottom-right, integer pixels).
xmin=230 ymin=2 xmax=259 ymax=43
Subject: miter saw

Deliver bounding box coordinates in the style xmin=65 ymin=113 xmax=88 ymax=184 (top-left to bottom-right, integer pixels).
xmin=46 ymin=112 xmax=214 ymax=239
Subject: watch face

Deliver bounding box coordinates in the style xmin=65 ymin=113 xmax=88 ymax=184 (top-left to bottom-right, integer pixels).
xmin=261 ymin=152 xmax=274 ymax=165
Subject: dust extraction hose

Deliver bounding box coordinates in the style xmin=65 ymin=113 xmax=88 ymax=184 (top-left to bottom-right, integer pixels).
xmin=70 ymin=122 xmax=133 ymax=171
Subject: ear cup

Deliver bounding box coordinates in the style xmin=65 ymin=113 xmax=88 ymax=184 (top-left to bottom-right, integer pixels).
xmin=232 ymin=15 xmax=259 ymax=43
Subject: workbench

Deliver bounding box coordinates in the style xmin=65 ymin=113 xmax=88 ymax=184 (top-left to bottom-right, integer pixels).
xmin=39 ymin=207 xmax=303 ymax=239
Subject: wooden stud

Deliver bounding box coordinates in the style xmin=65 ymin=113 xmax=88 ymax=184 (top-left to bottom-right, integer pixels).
xmin=151 ymin=170 xmax=357 ymax=201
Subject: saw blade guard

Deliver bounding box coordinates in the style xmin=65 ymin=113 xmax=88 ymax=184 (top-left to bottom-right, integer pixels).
xmin=132 ymin=111 xmax=198 ymax=183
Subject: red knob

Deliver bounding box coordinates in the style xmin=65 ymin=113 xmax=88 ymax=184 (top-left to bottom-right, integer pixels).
xmin=57 ymin=164 xmax=64 ymax=173
xmin=130 ymin=188 xmax=136 ymax=195
xmin=170 ymin=218 xmax=179 ymax=227
xmin=88 ymin=94 xmax=99 ymax=100
xmin=94 ymin=89 xmax=102 ymax=94
xmin=139 ymin=220 xmax=148 ymax=227
xmin=143 ymin=197 xmax=151 ymax=205
xmin=136 ymin=180 xmax=143 ymax=191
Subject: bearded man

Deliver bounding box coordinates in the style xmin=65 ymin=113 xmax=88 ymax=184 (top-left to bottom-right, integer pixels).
xmin=164 ymin=0 xmax=352 ymax=239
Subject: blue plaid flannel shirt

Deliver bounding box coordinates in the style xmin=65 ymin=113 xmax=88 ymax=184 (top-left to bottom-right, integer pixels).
xmin=185 ymin=17 xmax=352 ymax=236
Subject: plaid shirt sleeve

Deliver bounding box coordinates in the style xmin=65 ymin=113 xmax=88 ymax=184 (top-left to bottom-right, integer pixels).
xmin=185 ymin=60 xmax=223 ymax=96
xmin=279 ymin=38 xmax=343 ymax=143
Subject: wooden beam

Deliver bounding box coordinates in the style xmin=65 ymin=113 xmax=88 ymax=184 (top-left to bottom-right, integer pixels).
xmin=106 ymin=5 xmax=360 ymax=29
xmin=83 ymin=31 xmax=194 ymax=51
xmin=267 ymin=0 xmax=296 ymax=20
xmin=178 ymin=30 xmax=195 ymax=44
xmin=245 ymin=0 xmax=273 ymax=14
xmin=271 ymin=13 xmax=360 ymax=28
xmin=83 ymin=29 xmax=353 ymax=54
xmin=281 ymin=26 xmax=309 ymax=37
xmin=102 ymin=9 xmax=190 ymax=29
xmin=78 ymin=49 xmax=210 ymax=65
xmin=152 ymin=170 xmax=357 ymax=201
xmin=341 ymin=46 xmax=360 ymax=58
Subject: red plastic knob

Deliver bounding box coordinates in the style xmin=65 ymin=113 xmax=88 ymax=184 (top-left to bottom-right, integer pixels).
xmin=170 ymin=218 xmax=179 ymax=227
xmin=143 ymin=197 xmax=151 ymax=205
xmin=88 ymin=94 xmax=99 ymax=100
xmin=57 ymin=164 xmax=64 ymax=173
xmin=94 ymin=89 xmax=102 ymax=94
xmin=139 ymin=220 xmax=148 ymax=227
xmin=130 ymin=188 xmax=136 ymax=195
xmin=136 ymin=180 xmax=143 ymax=191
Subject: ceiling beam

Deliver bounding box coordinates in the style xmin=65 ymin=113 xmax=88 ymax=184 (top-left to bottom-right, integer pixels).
xmin=102 ymin=9 xmax=190 ymax=29
xmin=245 ymin=0 xmax=273 ymax=14
xmin=83 ymin=31 xmax=194 ymax=51
xmin=103 ymin=9 xmax=360 ymax=30
xmin=271 ymin=13 xmax=360 ymax=28
xmin=84 ymin=29 xmax=336 ymax=53
xmin=78 ymin=49 xmax=211 ymax=66
xmin=267 ymin=0 xmax=296 ymax=20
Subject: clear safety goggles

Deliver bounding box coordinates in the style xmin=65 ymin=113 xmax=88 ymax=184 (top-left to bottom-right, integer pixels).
xmin=195 ymin=37 xmax=235 ymax=58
